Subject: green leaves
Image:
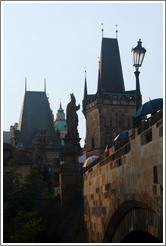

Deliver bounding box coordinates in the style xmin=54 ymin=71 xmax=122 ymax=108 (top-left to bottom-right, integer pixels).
xmin=3 ymin=166 xmax=46 ymax=243
xmin=10 ymin=210 xmax=45 ymax=243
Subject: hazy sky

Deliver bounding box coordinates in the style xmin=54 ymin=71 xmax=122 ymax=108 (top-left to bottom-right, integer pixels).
xmin=2 ymin=1 xmax=164 ymax=147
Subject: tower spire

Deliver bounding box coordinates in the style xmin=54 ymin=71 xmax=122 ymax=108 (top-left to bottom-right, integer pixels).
xmin=44 ymin=78 xmax=46 ymax=93
xmin=25 ymin=77 xmax=27 ymax=92
xmin=83 ymin=69 xmax=88 ymax=100
xmin=97 ymin=59 xmax=102 ymax=94
xmin=60 ymin=98 xmax=62 ymax=109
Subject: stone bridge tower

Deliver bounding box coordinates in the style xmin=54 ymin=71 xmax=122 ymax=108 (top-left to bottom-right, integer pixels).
xmin=83 ymin=37 xmax=139 ymax=157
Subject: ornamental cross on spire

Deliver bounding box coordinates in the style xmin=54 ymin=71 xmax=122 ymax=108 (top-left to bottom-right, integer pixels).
xmin=116 ymin=24 xmax=118 ymax=39
xmin=101 ymin=23 xmax=104 ymax=38
xmin=84 ymin=67 xmax=87 ymax=78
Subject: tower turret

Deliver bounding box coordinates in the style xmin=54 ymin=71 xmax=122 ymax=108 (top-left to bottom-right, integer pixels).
xmin=83 ymin=70 xmax=88 ymax=100
xmin=54 ymin=103 xmax=67 ymax=145
xmin=97 ymin=61 xmax=102 ymax=94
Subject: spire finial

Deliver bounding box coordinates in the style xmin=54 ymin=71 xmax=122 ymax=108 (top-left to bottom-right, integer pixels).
xmin=59 ymin=98 xmax=62 ymax=109
xmin=84 ymin=67 xmax=87 ymax=78
xmin=83 ymin=67 xmax=88 ymax=100
xmin=44 ymin=78 xmax=46 ymax=93
xmin=116 ymin=24 xmax=118 ymax=39
xmin=25 ymin=77 xmax=27 ymax=92
xmin=101 ymin=23 xmax=104 ymax=38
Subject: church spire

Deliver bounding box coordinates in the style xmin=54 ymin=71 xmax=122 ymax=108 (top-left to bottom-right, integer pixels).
xmin=25 ymin=77 xmax=27 ymax=92
xmin=60 ymin=100 xmax=62 ymax=109
xmin=97 ymin=60 xmax=102 ymax=94
xmin=83 ymin=70 xmax=88 ymax=100
xmin=44 ymin=78 xmax=46 ymax=93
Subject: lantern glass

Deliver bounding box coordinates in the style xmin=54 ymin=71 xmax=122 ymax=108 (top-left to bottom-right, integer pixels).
xmin=132 ymin=39 xmax=146 ymax=69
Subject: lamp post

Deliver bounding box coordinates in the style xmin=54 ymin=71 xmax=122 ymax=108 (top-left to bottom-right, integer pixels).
xmin=132 ymin=39 xmax=146 ymax=111
xmin=132 ymin=39 xmax=146 ymax=128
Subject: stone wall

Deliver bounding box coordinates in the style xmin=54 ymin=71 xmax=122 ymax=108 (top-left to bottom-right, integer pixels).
xmin=83 ymin=110 xmax=163 ymax=243
xmin=84 ymin=93 xmax=136 ymax=157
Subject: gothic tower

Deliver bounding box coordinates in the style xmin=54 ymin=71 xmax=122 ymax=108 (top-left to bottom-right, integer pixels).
xmin=83 ymin=37 xmax=139 ymax=157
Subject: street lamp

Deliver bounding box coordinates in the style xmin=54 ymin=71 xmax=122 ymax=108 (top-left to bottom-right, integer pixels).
xmin=132 ymin=39 xmax=146 ymax=111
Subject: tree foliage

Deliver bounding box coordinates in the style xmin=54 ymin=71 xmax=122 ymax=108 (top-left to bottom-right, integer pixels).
xmin=3 ymin=165 xmax=47 ymax=243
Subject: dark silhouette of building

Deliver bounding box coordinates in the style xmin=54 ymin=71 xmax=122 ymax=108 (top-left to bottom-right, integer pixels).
xmin=10 ymin=89 xmax=62 ymax=195
xmin=12 ymin=91 xmax=58 ymax=149
xmin=83 ymin=37 xmax=138 ymax=157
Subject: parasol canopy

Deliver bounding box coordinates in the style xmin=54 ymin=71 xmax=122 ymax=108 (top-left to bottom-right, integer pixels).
xmin=134 ymin=98 xmax=163 ymax=118
xmin=114 ymin=130 xmax=129 ymax=142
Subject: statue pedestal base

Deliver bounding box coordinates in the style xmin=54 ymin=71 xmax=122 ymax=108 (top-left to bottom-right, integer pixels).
xmin=59 ymin=124 xmax=82 ymax=206
xmin=63 ymin=134 xmax=82 ymax=157
xmin=59 ymin=166 xmax=82 ymax=206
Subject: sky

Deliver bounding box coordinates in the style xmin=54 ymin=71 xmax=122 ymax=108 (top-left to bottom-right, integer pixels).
xmin=2 ymin=1 xmax=164 ymax=147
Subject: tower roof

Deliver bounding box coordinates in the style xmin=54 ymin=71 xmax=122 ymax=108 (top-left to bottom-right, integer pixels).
xmin=83 ymin=72 xmax=88 ymax=99
xmin=18 ymin=91 xmax=56 ymax=148
xmin=97 ymin=62 xmax=102 ymax=93
xmin=99 ymin=37 xmax=125 ymax=93
xmin=55 ymin=120 xmax=67 ymax=132
xmin=56 ymin=102 xmax=65 ymax=120
xmin=54 ymin=102 xmax=67 ymax=132
xmin=57 ymin=102 xmax=64 ymax=114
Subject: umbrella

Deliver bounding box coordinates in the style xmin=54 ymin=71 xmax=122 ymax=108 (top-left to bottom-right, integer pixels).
xmin=134 ymin=98 xmax=163 ymax=118
xmin=83 ymin=156 xmax=99 ymax=168
xmin=114 ymin=130 xmax=129 ymax=142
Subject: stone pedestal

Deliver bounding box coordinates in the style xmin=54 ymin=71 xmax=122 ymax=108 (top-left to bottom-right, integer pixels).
xmin=59 ymin=133 xmax=82 ymax=206
xmin=59 ymin=168 xmax=82 ymax=205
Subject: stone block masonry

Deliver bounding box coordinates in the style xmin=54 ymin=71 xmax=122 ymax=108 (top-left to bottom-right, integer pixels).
xmin=83 ymin=110 xmax=163 ymax=243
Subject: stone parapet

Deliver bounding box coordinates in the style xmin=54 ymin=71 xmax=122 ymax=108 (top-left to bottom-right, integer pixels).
xmin=83 ymin=110 xmax=163 ymax=243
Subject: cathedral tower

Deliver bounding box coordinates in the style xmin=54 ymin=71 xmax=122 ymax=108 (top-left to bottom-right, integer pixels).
xmin=83 ymin=37 xmax=139 ymax=157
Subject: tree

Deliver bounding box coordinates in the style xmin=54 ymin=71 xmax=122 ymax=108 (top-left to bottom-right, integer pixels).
xmin=10 ymin=210 xmax=45 ymax=243
xmin=3 ymin=165 xmax=46 ymax=243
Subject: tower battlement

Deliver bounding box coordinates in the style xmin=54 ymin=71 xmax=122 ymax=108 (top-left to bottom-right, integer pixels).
xmin=83 ymin=91 xmax=136 ymax=117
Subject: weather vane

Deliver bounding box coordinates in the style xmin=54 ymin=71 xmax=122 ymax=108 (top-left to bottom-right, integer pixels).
xmin=101 ymin=23 xmax=104 ymax=38
xmin=116 ymin=24 xmax=118 ymax=39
